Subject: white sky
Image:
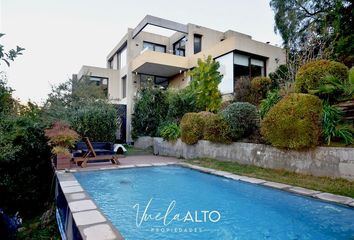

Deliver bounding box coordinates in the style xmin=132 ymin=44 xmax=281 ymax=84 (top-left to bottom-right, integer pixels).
xmin=0 ymin=0 xmax=282 ymax=104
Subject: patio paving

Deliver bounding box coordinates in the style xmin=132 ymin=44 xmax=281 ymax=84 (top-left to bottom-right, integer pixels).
xmin=69 ymin=154 xmax=181 ymax=170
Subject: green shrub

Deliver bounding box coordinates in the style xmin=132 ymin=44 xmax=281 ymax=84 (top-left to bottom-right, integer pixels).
xmin=251 ymin=77 xmax=272 ymax=103
xmin=221 ymin=102 xmax=259 ymax=140
xmin=70 ymin=101 xmax=117 ymax=142
xmin=350 ymin=67 xmax=354 ymax=85
xmin=180 ymin=113 xmax=204 ymax=144
xmin=261 ymin=93 xmax=322 ymax=149
xmin=159 ymin=122 xmax=181 ymax=141
xmin=204 ymin=114 xmax=232 ymax=144
xmin=234 ymin=76 xmax=252 ymax=103
xmin=166 ymin=87 xmax=201 ymax=122
xmin=131 ymin=86 xmax=168 ymax=139
xmin=259 ymin=90 xmax=282 ymax=119
xmin=308 ymin=74 xmax=353 ymax=102
xmin=0 ymin=113 xmax=52 ymax=217
xmin=322 ymin=102 xmax=353 ymax=145
xmin=295 ymin=60 xmax=348 ymax=94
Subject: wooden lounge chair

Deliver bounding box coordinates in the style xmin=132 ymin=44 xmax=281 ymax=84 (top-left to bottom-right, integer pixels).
xmin=73 ymin=137 xmax=120 ymax=168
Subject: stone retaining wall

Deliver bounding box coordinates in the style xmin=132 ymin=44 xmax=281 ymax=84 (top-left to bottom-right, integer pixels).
xmin=135 ymin=137 xmax=354 ymax=180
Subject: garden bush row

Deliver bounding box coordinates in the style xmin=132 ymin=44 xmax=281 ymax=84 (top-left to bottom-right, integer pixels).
xmin=134 ymin=58 xmax=353 ymax=149
xmin=179 ymin=102 xmax=259 ymax=145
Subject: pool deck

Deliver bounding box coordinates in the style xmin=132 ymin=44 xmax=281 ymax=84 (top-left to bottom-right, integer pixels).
xmin=56 ymin=154 xmax=354 ymax=240
xmin=67 ymin=154 xmax=182 ymax=170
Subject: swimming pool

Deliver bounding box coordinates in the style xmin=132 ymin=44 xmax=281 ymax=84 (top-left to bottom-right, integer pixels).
xmin=74 ymin=166 xmax=354 ymax=240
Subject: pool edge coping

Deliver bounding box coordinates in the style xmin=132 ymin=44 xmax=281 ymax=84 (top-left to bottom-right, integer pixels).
xmin=56 ymin=170 xmax=125 ymax=240
xmin=56 ymin=161 xmax=354 ymax=239
xmin=177 ymin=162 xmax=354 ymax=208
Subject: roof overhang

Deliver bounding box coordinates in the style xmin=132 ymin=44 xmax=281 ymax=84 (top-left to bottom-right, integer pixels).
xmin=132 ymin=15 xmax=188 ymax=39
xmin=131 ymin=50 xmax=188 ymax=77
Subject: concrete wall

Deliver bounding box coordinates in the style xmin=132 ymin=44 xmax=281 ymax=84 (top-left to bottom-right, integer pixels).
xmin=135 ymin=137 xmax=354 ymax=180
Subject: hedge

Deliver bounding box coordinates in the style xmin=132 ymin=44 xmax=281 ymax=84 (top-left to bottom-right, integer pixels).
xmin=203 ymin=114 xmax=231 ymax=144
xmin=261 ymin=93 xmax=322 ymax=149
xmin=180 ymin=113 xmax=205 ymax=145
xmin=221 ymin=102 xmax=259 ymax=140
xmin=295 ymin=60 xmax=348 ymax=93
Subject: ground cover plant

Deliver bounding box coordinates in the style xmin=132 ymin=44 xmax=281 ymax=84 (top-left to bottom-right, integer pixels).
xmin=187 ymin=158 xmax=354 ymax=198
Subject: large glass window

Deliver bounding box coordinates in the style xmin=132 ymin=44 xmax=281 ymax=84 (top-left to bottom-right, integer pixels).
xmin=233 ymin=53 xmax=266 ymax=93
xmin=173 ymin=37 xmax=186 ymax=56
xmin=140 ymin=74 xmax=168 ymax=88
xmin=250 ymin=59 xmax=265 ymax=78
xmin=122 ymin=76 xmax=127 ymax=98
xmin=89 ymin=76 xmax=108 ymax=96
xmin=118 ymin=45 xmax=127 ymax=69
xmin=234 ymin=53 xmax=250 ymax=81
xmin=194 ymin=34 xmax=202 ymax=54
xmin=233 ymin=53 xmax=265 ymax=80
xmin=143 ymin=41 xmax=166 ymax=53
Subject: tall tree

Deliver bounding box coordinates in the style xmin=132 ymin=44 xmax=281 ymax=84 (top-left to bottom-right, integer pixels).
xmin=270 ymin=0 xmax=353 ymax=66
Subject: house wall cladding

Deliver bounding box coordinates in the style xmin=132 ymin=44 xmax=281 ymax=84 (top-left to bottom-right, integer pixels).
xmin=134 ymin=137 xmax=354 ymax=180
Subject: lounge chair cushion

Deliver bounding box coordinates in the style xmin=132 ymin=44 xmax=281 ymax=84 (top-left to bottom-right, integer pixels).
xmin=73 ymin=141 xmax=115 ymax=157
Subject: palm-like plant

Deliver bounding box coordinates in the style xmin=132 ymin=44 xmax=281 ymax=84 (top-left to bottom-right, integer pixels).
xmin=322 ymin=101 xmax=353 ymax=145
xmin=259 ymin=90 xmax=282 ymax=119
xmin=309 ymin=75 xmax=353 ymax=102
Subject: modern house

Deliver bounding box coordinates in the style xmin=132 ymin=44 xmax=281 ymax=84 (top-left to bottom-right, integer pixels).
xmin=75 ymin=15 xmax=286 ymax=143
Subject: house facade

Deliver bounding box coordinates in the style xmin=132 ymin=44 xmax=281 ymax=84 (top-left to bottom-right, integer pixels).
xmin=75 ymin=15 xmax=286 ymax=143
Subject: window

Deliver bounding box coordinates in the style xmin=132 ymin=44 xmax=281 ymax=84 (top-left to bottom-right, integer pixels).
xmin=233 ymin=53 xmax=266 ymax=93
xmin=143 ymin=41 xmax=166 ymax=53
xmin=233 ymin=53 xmax=265 ymax=80
xmin=173 ymin=37 xmax=186 ymax=56
xmin=118 ymin=45 xmax=127 ymax=69
xmin=140 ymin=74 xmax=168 ymax=88
xmin=122 ymin=76 xmax=127 ymax=98
xmin=194 ymin=34 xmax=202 ymax=54
xmin=89 ymin=76 xmax=108 ymax=96
xmin=250 ymin=59 xmax=265 ymax=78
xmin=234 ymin=53 xmax=250 ymax=81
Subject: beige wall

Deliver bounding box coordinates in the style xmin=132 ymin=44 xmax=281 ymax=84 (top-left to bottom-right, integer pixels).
xmin=185 ymin=24 xmax=224 ymax=56
xmin=168 ymin=73 xmax=190 ymax=89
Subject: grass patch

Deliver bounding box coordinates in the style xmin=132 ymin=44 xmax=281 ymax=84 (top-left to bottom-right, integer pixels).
xmin=185 ymin=158 xmax=354 ymax=198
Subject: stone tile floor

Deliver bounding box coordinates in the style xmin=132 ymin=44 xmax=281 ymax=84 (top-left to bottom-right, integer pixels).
xmin=68 ymin=154 xmax=181 ymax=170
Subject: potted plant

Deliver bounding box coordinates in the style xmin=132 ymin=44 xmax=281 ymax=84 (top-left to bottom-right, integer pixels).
xmin=44 ymin=121 xmax=79 ymax=170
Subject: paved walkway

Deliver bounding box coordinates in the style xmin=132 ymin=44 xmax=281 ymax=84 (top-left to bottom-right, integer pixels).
xmin=69 ymin=154 xmax=181 ymax=170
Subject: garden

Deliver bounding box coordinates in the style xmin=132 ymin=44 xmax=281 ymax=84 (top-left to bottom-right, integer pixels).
xmin=132 ymin=57 xmax=354 ymax=150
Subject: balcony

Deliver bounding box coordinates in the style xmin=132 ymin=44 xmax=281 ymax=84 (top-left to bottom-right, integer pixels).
xmin=131 ymin=50 xmax=188 ymax=77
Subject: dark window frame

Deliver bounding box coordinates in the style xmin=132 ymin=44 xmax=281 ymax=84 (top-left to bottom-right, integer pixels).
xmin=193 ymin=34 xmax=202 ymax=54
xmin=89 ymin=76 xmax=109 ymax=96
xmin=122 ymin=75 xmax=127 ymax=98
xmin=139 ymin=74 xmax=169 ymax=88
xmin=143 ymin=41 xmax=166 ymax=53
xmin=173 ymin=36 xmax=187 ymax=56
xmin=233 ymin=51 xmax=267 ymax=78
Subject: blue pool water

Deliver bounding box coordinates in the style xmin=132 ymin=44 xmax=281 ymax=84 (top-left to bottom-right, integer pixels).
xmin=74 ymin=166 xmax=354 ymax=240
